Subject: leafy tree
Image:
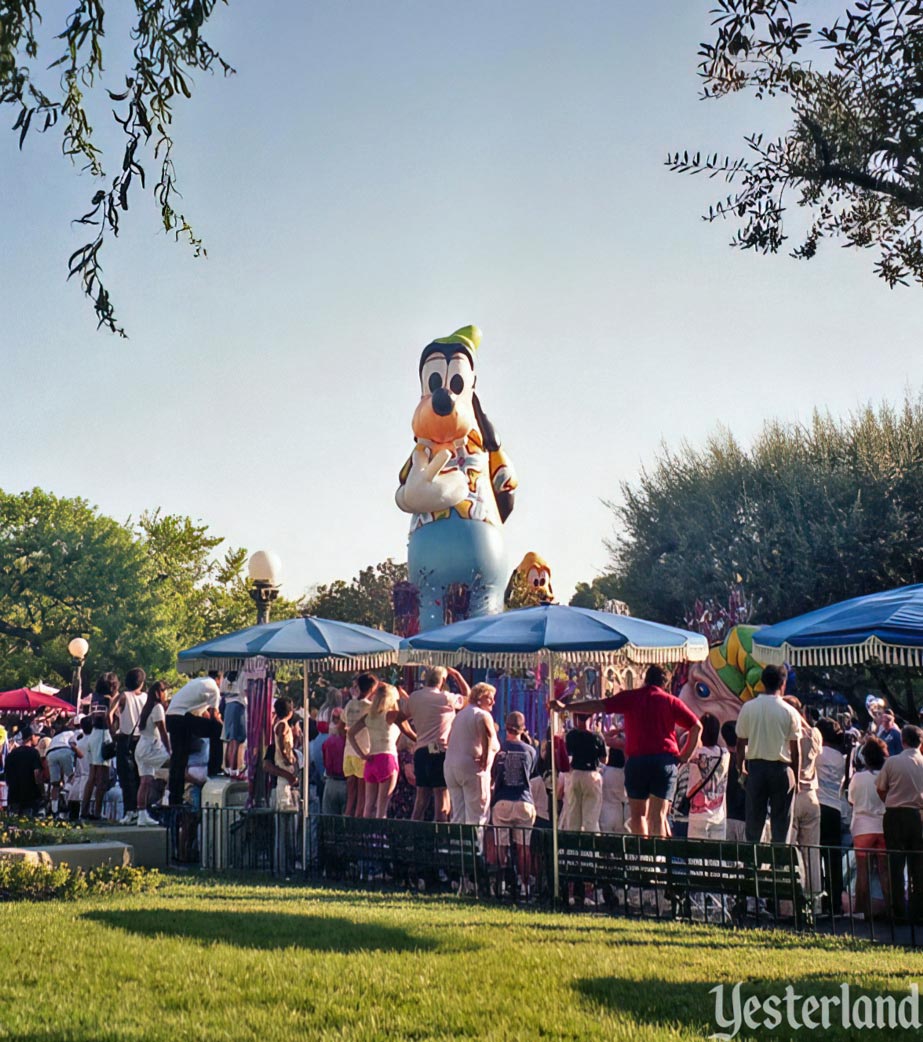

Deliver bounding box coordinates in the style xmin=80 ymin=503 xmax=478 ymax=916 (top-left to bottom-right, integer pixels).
xmin=1 ymin=1 xmax=233 ymax=334
xmin=0 ymin=488 xmax=170 ymax=688
xmin=137 ymin=509 xmax=300 ymax=654
xmin=569 ymin=575 xmax=624 ymax=611
xmin=591 ymin=395 xmax=923 ymax=628
xmin=585 ymin=397 xmax=923 ymax=716
xmin=0 ymin=489 xmax=300 ymax=690
xmin=669 ymin=0 xmax=923 ymax=287
xmin=302 ymin=559 xmax=409 ymax=631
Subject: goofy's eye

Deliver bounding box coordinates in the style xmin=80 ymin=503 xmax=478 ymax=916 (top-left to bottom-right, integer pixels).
xmin=446 ymin=353 xmax=473 ymax=397
xmin=421 ymin=356 xmax=447 ymax=396
xmin=695 ymin=682 xmax=711 ymax=700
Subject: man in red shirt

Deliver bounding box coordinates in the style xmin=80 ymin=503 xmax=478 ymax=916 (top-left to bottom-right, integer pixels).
xmin=552 ymin=665 xmax=701 ymax=837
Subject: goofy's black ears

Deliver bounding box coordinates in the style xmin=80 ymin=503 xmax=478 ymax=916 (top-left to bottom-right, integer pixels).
xmin=472 ymin=392 xmax=500 ymax=453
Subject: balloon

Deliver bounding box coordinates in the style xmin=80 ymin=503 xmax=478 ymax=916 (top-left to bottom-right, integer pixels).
xmin=396 ymin=325 xmax=517 ymax=632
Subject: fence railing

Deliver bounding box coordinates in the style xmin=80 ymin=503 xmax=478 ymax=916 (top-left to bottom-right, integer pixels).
xmin=165 ymin=808 xmax=923 ymax=947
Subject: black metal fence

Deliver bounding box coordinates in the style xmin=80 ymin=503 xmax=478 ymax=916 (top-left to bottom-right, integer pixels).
xmin=166 ymin=808 xmax=923 ymax=947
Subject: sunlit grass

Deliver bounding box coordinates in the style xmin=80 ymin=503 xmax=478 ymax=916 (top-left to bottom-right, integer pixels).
xmin=2 ymin=877 xmax=922 ymax=1041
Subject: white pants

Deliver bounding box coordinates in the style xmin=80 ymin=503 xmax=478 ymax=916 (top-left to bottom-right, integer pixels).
xmin=789 ymin=789 xmax=822 ymax=893
xmin=562 ymin=769 xmax=603 ymax=832
xmin=688 ymin=816 xmax=726 ymax=840
xmin=444 ymin=760 xmax=490 ymax=825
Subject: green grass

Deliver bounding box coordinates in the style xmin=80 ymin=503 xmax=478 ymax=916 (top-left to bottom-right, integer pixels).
xmin=3 ymin=877 xmax=923 ymax=1041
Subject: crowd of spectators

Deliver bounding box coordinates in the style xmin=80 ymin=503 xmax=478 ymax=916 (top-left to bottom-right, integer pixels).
xmin=4 ymin=658 xmax=923 ymax=923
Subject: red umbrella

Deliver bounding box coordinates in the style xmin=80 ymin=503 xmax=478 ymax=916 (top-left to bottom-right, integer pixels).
xmin=0 ymin=688 xmax=76 ymax=713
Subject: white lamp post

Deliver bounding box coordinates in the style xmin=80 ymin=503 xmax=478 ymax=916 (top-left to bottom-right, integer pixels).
xmin=67 ymin=636 xmax=89 ymax=708
xmin=247 ymin=551 xmax=282 ymax=625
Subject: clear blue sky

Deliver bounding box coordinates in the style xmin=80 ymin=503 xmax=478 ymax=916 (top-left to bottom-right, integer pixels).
xmin=1 ymin=1 xmax=917 ymax=607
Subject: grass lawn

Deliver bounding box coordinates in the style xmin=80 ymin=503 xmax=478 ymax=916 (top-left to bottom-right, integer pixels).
xmin=4 ymin=877 xmax=923 ymax=1041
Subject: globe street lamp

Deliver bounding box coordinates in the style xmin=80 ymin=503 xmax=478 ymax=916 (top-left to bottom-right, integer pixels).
xmin=248 ymin=551 xmax=282 ymax=625
xmin=67 ymin=636 xmax=89 ymax=708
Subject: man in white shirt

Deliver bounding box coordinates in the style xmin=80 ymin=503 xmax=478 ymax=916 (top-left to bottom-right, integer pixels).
xmin=399 ymin=666 xmax=469 ymax=822
xmin=165 ymin=673 xmax=223 ymax=807
xmin=735 ymin=665 xmax=801 ymax=843
xmin=111 ymin=666 xmax=147 ymax=823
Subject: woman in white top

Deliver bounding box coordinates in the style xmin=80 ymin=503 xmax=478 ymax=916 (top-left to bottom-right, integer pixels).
xmin=847 ymin=735 xmax=890 ymax=917
xmin=134 ymin=682 xmax=171 ymax=825
xmin=444 ymin=683 xmax=500 ymax=826
xmin=686 ymin=713 xmax=730 ymax=840
xmin=347 ymin=684 xmax=416 ymax=819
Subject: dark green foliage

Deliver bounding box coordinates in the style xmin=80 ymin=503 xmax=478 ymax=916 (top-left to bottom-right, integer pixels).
xmin=302 ymin=559 xmax=408 ymax=631
xmin=669 ymin=0 xmax=923 ymax=287
xmin=1 ymin=1 xmax=233 ymax=334
xmin=591 ymin=396 xmax=923 ymax=627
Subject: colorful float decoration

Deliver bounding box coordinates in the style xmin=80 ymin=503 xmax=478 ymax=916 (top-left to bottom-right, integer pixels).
xmin=677 ymin=624 xmax=767 ymax=729
xmin=396 ymin=325 xmax=517 ymax=631
xmin=504 ymin=551 xmax=555 ymax=609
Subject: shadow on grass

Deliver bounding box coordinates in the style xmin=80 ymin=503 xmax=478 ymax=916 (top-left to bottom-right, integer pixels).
xmin=576 ymin=973 xmax=923 ymax=1040
xmin=83 ymin=908 xmax=467 ymax=953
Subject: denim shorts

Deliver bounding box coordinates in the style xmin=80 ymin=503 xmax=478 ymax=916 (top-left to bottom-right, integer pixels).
xmin=223 ymin=701 xmax=247 ymax=743
xmin=624 ymin=753 xmax=678 ymax=802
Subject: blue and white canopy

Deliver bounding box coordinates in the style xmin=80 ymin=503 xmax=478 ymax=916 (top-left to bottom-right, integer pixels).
xmin=752 ymin=584 xmax=923 ymax=668
xmin=178 ymin=616 xmax=401 ymax=673
xmin=400 ymin=603 xmax=709 ymax=669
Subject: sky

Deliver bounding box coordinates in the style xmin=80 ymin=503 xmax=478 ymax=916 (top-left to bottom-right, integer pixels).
xmin=1 ymin=0 xmax=918 ymax=608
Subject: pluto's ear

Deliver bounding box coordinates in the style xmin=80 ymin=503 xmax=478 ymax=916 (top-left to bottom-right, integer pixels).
xmin=472 ymin=392 xmax=500 ymax=452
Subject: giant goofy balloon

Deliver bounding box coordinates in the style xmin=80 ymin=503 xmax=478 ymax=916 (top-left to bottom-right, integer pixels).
xmin=396 ymin=325 xmax=517 ymax=631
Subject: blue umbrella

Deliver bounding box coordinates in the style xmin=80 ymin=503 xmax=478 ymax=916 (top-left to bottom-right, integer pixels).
xmin=178 ymin=615 xmax=400 ymax=874
xmin=178 ymin=615 xmax=401 ymax=672
xmin=400 ymin=603 xmax=709 ymax=667
xmin=400 ymin=603 xmax=707 ymax=902
xmin=752 ymin=584 xmax=923 ymax=668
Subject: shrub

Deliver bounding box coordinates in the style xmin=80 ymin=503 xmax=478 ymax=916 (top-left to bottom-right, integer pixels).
xmin=0 ymin=860 xmax=162 ymax=902
xmin=0 ymin=818 xmax=101 ymax=848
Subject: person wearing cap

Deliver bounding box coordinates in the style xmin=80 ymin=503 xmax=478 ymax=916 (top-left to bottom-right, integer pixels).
xmin=489 ymin=711 xmax=538 ymax=891
xmin=4 ymin=725 xmax=44 ymax=816
xmin=321 ymin=708 xmax=348 ymax=815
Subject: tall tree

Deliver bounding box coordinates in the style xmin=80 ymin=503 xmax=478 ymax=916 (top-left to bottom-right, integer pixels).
xmin=1 ymin=1 xmax=233 ymax=334
xmin=591 ymin=396 xmax=923 ymax=627
xmin=0 ymin=488 xmax=170 ymax=687
xmin=669 ymin=1 xmax=923 ymax=287
xmin=0 ymin=489 xmax=300 ymax=689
